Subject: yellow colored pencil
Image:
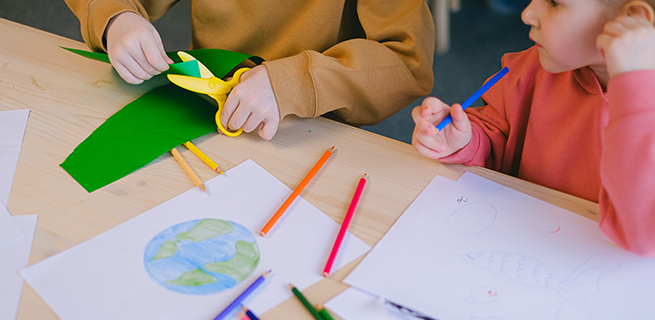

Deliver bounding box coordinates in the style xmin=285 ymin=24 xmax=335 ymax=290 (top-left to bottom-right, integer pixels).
xmin=183 ymin=141 xmax=224 ymax=174
xmin=170 ymin=147 xmax=207 ymax=193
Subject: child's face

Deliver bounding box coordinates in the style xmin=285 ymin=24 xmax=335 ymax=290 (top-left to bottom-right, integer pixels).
xmin=522 ymin=0 xmax=613 ymax=74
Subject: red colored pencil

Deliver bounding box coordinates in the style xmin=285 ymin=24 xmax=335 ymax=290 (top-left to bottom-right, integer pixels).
xmin=260 ymin=146 xmax=335 ymax=236
xmin=323 ymin=173 xmax=367 ymax=276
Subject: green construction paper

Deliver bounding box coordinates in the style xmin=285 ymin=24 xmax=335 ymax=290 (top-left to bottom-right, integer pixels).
xmin=165 ymin=49 xmax=264 ymax=78
xmin=61 ymin=47 xmax=262 ymax=192
xmin=61 ymin=84 xmax=217 ymax=192
xmin=62 ymin=47 xmax=264 ymax=79
xmin=62 ymin=47 xmax=111 ymax=63
xmin=61 ymin=47 xmax=201 ymax=78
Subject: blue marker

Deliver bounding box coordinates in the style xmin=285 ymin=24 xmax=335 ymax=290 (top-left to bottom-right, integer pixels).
xmin=436 ymin=67 xmax=509 ymax=131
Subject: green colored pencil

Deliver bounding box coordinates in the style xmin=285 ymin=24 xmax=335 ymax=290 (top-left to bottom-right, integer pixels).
xmin=318 ymin=305 xmax=335 ymax=320
xmin=289 ymin=284 xmax=325 ymax=320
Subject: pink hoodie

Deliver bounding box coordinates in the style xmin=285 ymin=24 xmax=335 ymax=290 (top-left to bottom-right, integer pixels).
xmin=440 ymin=46 xmax=655 ymax=257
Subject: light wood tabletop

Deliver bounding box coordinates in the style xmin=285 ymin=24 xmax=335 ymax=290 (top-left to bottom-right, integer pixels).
xmin=0 ymin=18 xmax=600 ymax=320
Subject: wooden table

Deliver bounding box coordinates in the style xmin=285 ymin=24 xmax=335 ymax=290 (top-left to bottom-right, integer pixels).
xmin=0 ymin=18 xmax=600 ymax=319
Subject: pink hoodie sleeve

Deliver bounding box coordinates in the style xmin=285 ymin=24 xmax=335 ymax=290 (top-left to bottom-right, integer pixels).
xmin=599 ymin=70 xmax=655 ymax=257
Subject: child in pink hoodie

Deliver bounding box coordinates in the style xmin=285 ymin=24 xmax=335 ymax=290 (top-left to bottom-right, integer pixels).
xmin=412 ymin=0 xmax=655 ymax=256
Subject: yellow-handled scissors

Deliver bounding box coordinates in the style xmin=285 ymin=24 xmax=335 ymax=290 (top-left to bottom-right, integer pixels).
xmin=167 ymin=51 xmax=250 ymax=137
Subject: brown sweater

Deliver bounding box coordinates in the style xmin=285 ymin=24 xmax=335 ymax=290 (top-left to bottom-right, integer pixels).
xmin=65 ymin=0 xmax=435 ymax=126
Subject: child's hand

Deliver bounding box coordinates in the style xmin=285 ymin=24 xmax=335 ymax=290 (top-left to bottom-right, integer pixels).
xmin=411 ymin=97 xmax=472 ymax=159
xmin=221 ymin=65 xmax=280 ymax=140
xmin=105 ymin=12 xmax=173 ymax=84
xmin=597 ymin=8 xmax=655 ymax=79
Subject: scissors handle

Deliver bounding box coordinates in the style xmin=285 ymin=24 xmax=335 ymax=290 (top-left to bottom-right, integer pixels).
xmin=214 ymin=67 xmax=250 ymax=137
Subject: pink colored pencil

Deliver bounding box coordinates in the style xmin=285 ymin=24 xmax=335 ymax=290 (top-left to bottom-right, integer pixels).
xmin=323 ymin=173 xmax=367 ymax=276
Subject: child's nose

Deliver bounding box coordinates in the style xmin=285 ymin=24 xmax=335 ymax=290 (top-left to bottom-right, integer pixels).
xmin=521 ymin=0 xmax=539 ymax=27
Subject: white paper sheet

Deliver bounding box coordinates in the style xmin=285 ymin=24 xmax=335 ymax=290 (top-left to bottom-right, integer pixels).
xmin=0 ymin=109 xmax=30 ymax=250
xmin=0 ymin=199 xmax=24 ymax=250
xmin=0 ymin=214 xmax=38 ymax=320
xmin=0 ymin=109 xmax=30 ymax=204
xmin=21 ymin=159 xmax=370 ymax=320
xmin=345 ymin=172 xmax=655 ymax=320
xmin=325 ymin=287 xmax=423 ymax=320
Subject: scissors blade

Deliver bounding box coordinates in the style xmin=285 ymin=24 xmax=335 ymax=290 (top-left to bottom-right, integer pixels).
xmin=167 ymin=74 xmax=232 ymax=95
xmin=177 ymin=51 xmax=214 ymax=79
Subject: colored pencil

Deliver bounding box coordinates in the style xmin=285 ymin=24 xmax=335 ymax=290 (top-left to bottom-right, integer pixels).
xmin=383 ymin=299 xmax=438 ymax=320
xmin=289 ymin=284 xmax=325 ymax=320
xmin=183 ymin=141 xmax=224 ymax=174
xmin=436 ymin=66 xmax=509 ymax=131
xmin=170 ymin=147 xmax=206 ymax=193
xmin=323 ymin=173 xmax=367 ymax=277
xmin=213 ymin=270 xmax=271 ymax=320
xmin=242 ymin=306 xmax=260 ymax=320
xmin=317 ymin=304 xmax=336 ymax=320
xmin=237 ymin=312 xmax=250 ymax=320
xmin=260 ymin=146 xmax=335 ymax=236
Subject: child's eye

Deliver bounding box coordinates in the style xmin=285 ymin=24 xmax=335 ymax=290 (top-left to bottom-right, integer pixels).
xmin=548 ymin=0 xmax=559 ymax=5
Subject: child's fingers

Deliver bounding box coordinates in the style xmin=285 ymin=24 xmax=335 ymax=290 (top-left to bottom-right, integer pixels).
xmin=422 ymin=97 xmax=451 ymax=121
xmin=450 ymin=103 xmax=471 ymax=133
xmin=258 ymin=119 xmax=279 ymax=140
xmin=412 ymin=133 xmax=445 ymax=159
xmin=417 ymin=117 xmax=436 ymax=137
xmin=222 ymin=94 xmax=239 ymax=130
xmin=112 ymin=62 xmax=144 ymax=84
xmin=141 ymin=33 xmax=170 ymax=73
xmin=109 ymin=52 xmax=148 ymax=84
xmin=411 ymin=105 xmax=423 ymax=125
xmin=413 ymin=97 xmax=452 ymax=126
xmin=111 ymin=43 xmax=156 ymax=80
xmin=240 ymin=113 xmax=259 ymax=133
xmin=413 ymin=123 xmax=446 ymax=153
xmin=153 ymin=30 xmax=174 ymax=65
xmin=123 ymin=55 xmax=154 ymax=80
xmin=226 ymin=101 xmax=250 ymax=132
xmin=225 ymin=84 xmax=259 ymax=132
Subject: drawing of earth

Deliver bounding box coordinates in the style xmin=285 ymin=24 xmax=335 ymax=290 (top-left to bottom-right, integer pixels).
xmin=144 ymin=218 xmax=260 ymax=295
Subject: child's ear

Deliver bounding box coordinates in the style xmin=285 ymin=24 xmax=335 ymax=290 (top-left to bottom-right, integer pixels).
xmin=622 ymin=0 xmax=655 ymax=24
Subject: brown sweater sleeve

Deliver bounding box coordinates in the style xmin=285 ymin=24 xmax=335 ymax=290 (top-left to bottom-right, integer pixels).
xmin=64 ymin=0 xmax=179 ymax=52
xmin=264 ymin=0 xmax=435 ymax=126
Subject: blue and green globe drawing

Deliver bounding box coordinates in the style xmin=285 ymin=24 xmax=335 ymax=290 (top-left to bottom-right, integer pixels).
xmin=144 ymin=218 xmax=260 ymax=295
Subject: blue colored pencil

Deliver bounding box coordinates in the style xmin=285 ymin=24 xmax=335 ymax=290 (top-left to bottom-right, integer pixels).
xmin=213 ymin=270 xmax=271 ymax=320
xmin=242 ymin=305 xmax=261 ymax=320
xmin=436 ymin=67 xmax=509 ymax=131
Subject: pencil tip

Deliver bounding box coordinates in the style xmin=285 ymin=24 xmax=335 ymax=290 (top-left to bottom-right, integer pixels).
xmin=259 ymin=231 xmax=266 ymax=236
xmin=322 ymin=272 xmax=329 ymax=277
xmin=330 ymin=145 xmax=335 ymax=151
xmin=289 ymin=283 xmax=295 ymax=289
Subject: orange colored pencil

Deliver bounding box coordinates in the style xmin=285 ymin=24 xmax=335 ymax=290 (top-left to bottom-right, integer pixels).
xmin=323 ymin=173 xmax=367 ymax=277
xmin=170 ymin=147 xmax=207 ymax=193
xmin=260 ymin=146 xmax=335 ymax=236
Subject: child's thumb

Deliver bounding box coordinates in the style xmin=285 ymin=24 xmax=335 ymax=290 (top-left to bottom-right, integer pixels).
xmin=450 ymin=104 xmax=471 ymax=132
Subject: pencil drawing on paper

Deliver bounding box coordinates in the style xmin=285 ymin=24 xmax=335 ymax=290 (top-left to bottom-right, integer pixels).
xmin=144 ymin=218 xmax=260 ymax=295
xmin=448 ymin=201 xmax=497 ymax=234
xmin=461 ymin=251 xmax=619 ymax=319
xmin=463 ymin=286 xmax=498 ymax=304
